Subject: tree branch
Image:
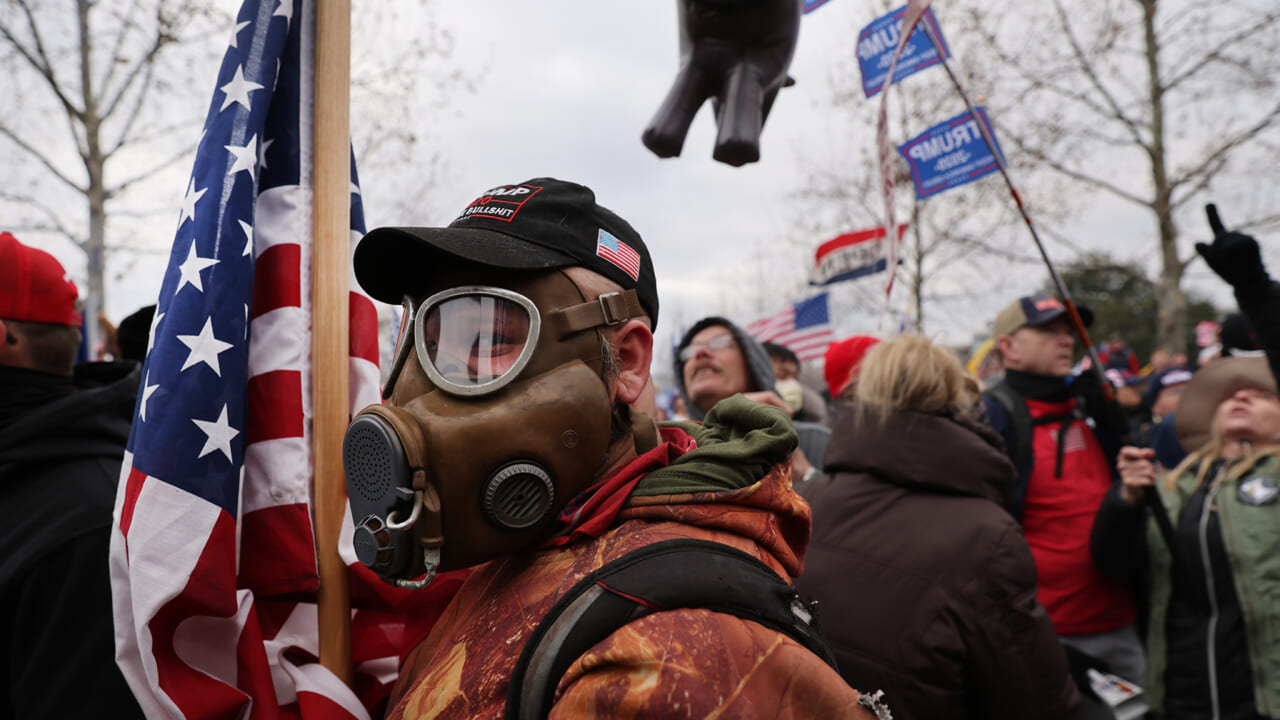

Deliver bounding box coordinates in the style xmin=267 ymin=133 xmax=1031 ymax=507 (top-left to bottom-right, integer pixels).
xmin=0 ymin=125 xmax=85 ymax=192
xmin=1050 ymin=0 xmax=1148 ymax=147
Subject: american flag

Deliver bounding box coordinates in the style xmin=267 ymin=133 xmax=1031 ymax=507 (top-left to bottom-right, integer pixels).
xmin=595 ymin=228 xmax=641 ymax=280
xmin=745 ymin=293 xmax=836 ymax=363
xmin=109 ymin=2 xmax=405 ymax=718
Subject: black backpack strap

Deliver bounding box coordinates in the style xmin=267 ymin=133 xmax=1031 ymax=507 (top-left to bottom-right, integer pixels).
xmin=504 ymin=538 xmax=837 ymax=720
xmin=986 ymin=381 xmax=1036 ymax=517
xmin=987 ymin=381 xmax=1031 ymax=476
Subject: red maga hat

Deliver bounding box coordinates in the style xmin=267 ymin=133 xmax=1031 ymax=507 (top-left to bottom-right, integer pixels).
xmin=824 ymin=335 xmax=881 ymax=397
xmin=0 ymin=232 xmax=81 ymax=327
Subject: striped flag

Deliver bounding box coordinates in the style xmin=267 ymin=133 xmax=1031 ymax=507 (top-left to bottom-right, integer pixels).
xmin=745 ymin=293 xmax=836 ymax=363
xmin=595 ymin=228 xmax=641 ymax=280
xmin=108 ymin=2 xmax=405 ymax=718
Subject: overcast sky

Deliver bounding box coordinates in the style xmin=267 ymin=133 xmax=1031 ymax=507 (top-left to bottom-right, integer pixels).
xmin=37 ymin=0 xmax=1266 ymax=369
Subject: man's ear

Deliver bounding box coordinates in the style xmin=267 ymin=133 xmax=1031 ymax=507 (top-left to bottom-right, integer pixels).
xmin=995 ymin=334 xmax=1015 ymax=365
xmin=0 ymin=319 xmax=18 ymax=365
xmin=610 ymin=319 xmax=653 ymax=406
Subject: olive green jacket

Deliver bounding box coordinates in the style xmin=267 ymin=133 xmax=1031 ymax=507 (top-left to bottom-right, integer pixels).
xmin=1145 ymin=450 xmax=1280 ymax=717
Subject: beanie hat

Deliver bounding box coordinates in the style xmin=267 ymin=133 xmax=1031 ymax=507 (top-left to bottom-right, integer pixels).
xmin=824 ymin=335 xmax=880 ymax=397
xmin=0 ymin=232 xmax=81 ymax=327
xmin=1220 ymin=313 xmax=1262 ymax=356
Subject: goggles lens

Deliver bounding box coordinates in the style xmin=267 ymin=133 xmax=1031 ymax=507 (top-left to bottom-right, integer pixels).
xmin=414 ymin=287 xmax=541 ymax=395
xmin=679 ymin=332 xmax=735 ymax=363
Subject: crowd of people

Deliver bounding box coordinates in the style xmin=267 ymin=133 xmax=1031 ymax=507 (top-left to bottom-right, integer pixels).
xmin=4 ymin=185 xmax=1279 ymax=719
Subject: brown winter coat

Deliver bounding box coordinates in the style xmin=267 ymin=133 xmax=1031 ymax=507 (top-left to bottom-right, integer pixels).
xmin=796 ymin=406 xmax=1081 ymax=720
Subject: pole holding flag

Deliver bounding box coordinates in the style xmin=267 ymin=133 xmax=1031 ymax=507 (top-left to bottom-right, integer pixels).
xmin=874 ymin=0 xmax=934 ymax=303
xmin=109 ymin=1 xmax=397 ymax=717
xmin=313 ymin=0 xmax=354 ymax=687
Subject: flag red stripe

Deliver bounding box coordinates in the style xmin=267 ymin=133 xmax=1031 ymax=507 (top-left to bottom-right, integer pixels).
xmin=348 ymin=293 xmax=378 ymax=364
xmin=239 ymin=504 xmax=318 ymax=595
xmin=151 ymin=512 xmax=252 ymax=717
xmin=252 ymin=243 xmax=302 ymax=318
xmin=247 ymin=369 xmax=305 ymax=443
xmin=119 ymin=466 xmax=148 ymax=538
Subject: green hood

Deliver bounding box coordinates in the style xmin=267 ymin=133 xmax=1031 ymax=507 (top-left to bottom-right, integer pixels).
xmin=632 ymin=395 xmax=797 ymax=497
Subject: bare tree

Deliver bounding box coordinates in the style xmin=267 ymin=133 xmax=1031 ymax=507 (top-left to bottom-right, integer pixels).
xmin=0 ymin=0 xmax=225 ymax=313
xmin=0 ymin=0 xmax=473 ymax=330
xmin=956 ymin=0 xmax=1280 ymax=351
xmin=350 ymin=0 xmax=480 ymax=226
xmin=790 ymin=9 xmax=1056 ymax=338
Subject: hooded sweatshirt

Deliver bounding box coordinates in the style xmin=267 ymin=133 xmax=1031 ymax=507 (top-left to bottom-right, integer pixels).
xmin=0 ymin=361 xmax=144 ymax=719
xmin=673 ymin=317 xmax=830 ymax=464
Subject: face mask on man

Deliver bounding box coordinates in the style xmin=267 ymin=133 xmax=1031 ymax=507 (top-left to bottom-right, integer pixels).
xmin=343 ymin=268 xmax=644 ymax=588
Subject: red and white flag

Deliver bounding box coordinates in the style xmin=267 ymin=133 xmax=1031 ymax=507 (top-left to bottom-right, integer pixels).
xmin=109 ymin=2 xmax=409 ymax=717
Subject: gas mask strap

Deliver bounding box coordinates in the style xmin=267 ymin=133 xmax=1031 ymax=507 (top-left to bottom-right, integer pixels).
xmin=397 ymin=482 xmax=444 ymax=589
xmin=545 ymin=290 xmax=644 ymax=340
xmin=382 ymin=294 xmax=421 ymax=400
xmin=631 ymin=410 xmax=661 ymax=455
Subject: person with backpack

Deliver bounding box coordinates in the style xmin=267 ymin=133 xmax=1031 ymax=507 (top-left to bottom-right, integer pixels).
xmin=344 ymin=178 xmax=880 ymax=719
xmin=981 ymin=294 xmax=1145 ymax=684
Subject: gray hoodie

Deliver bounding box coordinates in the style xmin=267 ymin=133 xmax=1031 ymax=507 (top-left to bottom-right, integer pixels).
xmin=671 ymin=316 xmax=831 ymax=467
xmin=672 ymin=317 xmax=776 ymax=422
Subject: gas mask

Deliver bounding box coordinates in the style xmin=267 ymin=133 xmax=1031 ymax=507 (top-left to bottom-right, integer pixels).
xmin=343 ymin=268 xmax=645 ymax=588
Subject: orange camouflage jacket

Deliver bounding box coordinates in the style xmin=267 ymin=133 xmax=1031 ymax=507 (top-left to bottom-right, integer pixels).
xmin=383 ymin=398 xmax=882 ymax=720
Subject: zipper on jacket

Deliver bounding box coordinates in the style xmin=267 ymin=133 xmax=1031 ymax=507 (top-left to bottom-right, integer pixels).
xmin=1213 ymin=460 xmax=1271 ymax=718
xmin=1199 ymin=469 xmax=1225 ymax=720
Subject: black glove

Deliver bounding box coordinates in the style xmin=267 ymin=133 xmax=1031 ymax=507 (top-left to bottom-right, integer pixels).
xmin=642 ymin=0 xmax=801 ymax=167
xmin=1196 ymin=204 xmax=1271 ymax=294
xmin=1072 ymin=367 xmax=1133 ymax=452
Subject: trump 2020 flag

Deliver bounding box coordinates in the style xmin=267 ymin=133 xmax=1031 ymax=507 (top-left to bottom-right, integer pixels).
xmin=897 ymin=106 xmax=1006 ymax=199
xmin=746 ymin=294 xmax=836 ymax=362
xmin=108 ymin=1 xmax=401 ymax=718
xmin=857 ymin=4 xmax=949 ymax=98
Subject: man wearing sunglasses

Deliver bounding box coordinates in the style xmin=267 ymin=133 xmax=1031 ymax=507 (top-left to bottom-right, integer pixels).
xmin=346 ymin=178 xmax=875 ymax=719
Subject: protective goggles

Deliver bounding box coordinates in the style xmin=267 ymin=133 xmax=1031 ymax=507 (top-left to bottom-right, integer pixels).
xmin=381 ymin=283 xmax=646 ymax=399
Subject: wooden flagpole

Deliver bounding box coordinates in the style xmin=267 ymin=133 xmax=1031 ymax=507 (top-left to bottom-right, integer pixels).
xmin=312 ymin=0 xmax=355 ymax=685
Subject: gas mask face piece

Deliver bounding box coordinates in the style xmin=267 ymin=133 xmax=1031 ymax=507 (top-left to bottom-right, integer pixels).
xmin=344 ymin=269 xmax=644 ymax=588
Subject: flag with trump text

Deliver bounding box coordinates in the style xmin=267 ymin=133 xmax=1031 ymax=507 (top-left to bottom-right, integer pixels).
xmin=108 ymin=1 xmax=404 ymax=718
xmin=745 ymin=293 xmax=836 ymax=363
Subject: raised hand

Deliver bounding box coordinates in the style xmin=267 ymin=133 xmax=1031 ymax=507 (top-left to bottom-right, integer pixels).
xmin=642 ymin=0 xmax=801 ymax=167
xmin=1196 ymin=204 xmax=1271 ymax=292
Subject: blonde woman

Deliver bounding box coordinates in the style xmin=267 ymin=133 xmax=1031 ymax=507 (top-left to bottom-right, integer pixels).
xmin=1098 ymin=355 xmax=1280 ymax=720
xmin=796 ymin=335 xmax=1082 ymax=720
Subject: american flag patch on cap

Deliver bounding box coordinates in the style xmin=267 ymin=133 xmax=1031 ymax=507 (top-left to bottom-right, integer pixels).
xmin=595 ymin=229 xmax=641 ymax=281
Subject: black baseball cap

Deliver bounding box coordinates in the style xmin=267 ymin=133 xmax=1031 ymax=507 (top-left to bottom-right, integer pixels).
xmin=354 ymin=177 xmax=659 ymax=328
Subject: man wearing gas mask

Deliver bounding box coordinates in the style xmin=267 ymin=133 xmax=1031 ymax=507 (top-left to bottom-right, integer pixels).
xmin=345 ymin=178 xmax=877 ymax=719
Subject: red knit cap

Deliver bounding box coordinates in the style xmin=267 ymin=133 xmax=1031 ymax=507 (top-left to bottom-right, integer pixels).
xmin=0 ymin=232 xmax=82 ymax=327
xmin=824 ymin=335 xmax=880 ymax=397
